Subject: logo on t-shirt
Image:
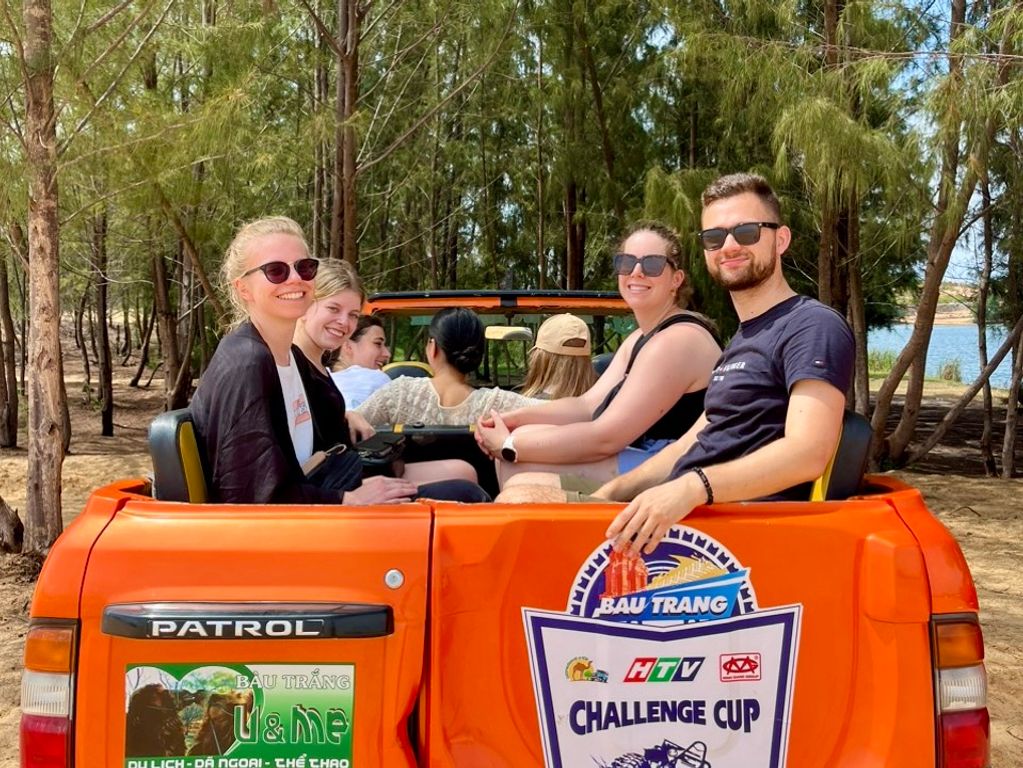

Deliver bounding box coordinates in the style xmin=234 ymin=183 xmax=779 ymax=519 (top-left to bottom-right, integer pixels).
xmin=292 ymin=395 xmax=311 ymax=427
xmin=711 ymin=359 xmax=746 ymax=382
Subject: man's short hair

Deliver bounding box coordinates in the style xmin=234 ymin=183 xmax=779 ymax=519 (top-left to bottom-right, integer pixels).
xmin=702 ymin=173 xmax=781 ymax=221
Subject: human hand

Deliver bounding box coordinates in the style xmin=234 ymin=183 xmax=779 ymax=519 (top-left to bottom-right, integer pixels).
xmin=346 ymin=411 xmax=375 ymax=443
xmin=476 ymin=410 xmax=510 ymax=457
xmin=474 ymin=414 xmax=495 ymax=456
xmin=605 ymin=474 xmax=702 ymax=554
xmin=343 ymin=475 xmax=418 ymax=505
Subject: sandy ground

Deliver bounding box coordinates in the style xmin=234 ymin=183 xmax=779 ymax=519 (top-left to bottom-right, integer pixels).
xmin=0 ymin=345 xmax=1021 ymax=765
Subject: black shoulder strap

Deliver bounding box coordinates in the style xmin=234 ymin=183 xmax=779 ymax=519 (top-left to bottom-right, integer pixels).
xmin=622 ymin=313 xmax=713 ymax=376
xmin=592 ymin=313 xmax=714 ymax=421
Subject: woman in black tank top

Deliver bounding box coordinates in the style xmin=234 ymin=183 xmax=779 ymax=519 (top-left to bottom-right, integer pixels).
xmin=476 ymin=221 xmax=722 ymax=491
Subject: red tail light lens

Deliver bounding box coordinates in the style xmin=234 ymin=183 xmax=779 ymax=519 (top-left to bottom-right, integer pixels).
xmin=941 ymin=709 xmax=990 ymax=768
xmin=20 ymin=714 xmax=69 ymax=767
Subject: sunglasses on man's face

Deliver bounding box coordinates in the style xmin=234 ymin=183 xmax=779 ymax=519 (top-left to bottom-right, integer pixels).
xmin=613 ymin=253 xmax=676 ymax=277
xmin=697 ymin=221 xmax=780 ymax=251
xmin=241 ymin=257 xmax=320 ymax=284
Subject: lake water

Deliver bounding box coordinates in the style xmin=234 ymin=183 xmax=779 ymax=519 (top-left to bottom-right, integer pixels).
xmin=868 ymin=323 xmax=1018 ymax=390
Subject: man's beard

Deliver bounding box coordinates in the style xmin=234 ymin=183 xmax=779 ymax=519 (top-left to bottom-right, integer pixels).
xmin=708 ymin=250 xmax=777 ymax=291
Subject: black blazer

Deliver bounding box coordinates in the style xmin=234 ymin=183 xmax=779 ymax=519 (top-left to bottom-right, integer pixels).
xmin=190 ymin=321 xmax=339 ymax=504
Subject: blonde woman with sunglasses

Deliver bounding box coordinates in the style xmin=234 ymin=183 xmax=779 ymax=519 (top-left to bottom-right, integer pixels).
xmin=476 ymin=221 xmax=722 ymax=493
xmin=191 ymin=217 xmax=425 ymax=505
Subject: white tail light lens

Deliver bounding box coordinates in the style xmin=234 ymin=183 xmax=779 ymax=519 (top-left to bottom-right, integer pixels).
xmin=939 ymin=664 xmax=987 ymax=712
xmin=21 ymin=670 xmax=73 ymax=718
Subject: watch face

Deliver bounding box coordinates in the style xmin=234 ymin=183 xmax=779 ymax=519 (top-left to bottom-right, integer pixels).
xmin=501 ymin=446 xmax=517 ymax=463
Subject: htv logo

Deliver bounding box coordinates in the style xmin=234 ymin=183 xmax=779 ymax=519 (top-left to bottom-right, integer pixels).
xmin=623 ymin=657 xmax=705 ymax=683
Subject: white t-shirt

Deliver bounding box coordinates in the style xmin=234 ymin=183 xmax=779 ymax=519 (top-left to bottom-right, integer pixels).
xmin=276 ymin=351 xmax=314 ymax=466
xmin=331 ymin=366 xmax=392 ymax=409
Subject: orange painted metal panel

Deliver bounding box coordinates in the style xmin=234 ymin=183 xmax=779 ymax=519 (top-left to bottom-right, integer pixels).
xmin=866 ymin=475 xmax=979 ymax=616
xmin=425 ymin=497 xmax=942 ymax=767
xmin=73 ymin=499 xmax=431 ymax=767
xmin=30 ymin=479 xmax=150 ymax=621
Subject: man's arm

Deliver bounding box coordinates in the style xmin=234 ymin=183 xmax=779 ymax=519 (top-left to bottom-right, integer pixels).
xmin=605 ymin=379 xmax=846 ymax=553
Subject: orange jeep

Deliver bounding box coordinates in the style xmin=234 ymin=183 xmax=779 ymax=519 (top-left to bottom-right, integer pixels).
xmin=20 ymin=292 xmax=988 ymax=768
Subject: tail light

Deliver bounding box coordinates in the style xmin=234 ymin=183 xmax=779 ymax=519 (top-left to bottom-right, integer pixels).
xmin=934 ymin=616 xmax=989 ymax=768
xmin=21 ymin=621 xmax=76 ymax=767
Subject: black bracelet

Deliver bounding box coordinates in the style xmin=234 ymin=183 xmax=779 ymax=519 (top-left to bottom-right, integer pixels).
xmin=691 ymin=467 xmax=714 ymax=505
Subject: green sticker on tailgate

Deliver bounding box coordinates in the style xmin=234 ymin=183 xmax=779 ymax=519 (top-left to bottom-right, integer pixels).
xmin=125 ymin=663 xmax=354 ymax=768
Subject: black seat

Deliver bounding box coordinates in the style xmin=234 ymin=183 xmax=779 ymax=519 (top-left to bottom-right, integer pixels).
xmin=810 ymin=410 xmax=872 ymax=501
xmin=382 ymin=361 xmax=433 ymax=379
xmin=148 ymin=409 xmax=209 ymax=503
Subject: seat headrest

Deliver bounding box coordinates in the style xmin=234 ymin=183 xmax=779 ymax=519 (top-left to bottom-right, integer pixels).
xmin=148 ymin=409 xmax=209 ymax=503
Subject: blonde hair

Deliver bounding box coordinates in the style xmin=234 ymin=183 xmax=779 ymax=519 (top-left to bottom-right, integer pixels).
xmin=313 ymin=259 xmax=364 ymax=302
xmin=221 ymin=216 xmax=309 ymax=328
xmin=521 ymin=348 xmax=597 ymax=399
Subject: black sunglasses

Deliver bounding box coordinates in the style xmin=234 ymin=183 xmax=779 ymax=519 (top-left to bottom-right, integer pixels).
xmin=241 ymin=257 xmax=320 ymax=284
xmin=698 ymin=222 xmax=780 ymax=251
xmin=613 ymin=253 xmax=677 ymax=277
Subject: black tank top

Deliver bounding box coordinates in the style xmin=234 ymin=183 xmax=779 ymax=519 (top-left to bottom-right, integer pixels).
xmin=592 ymin=313 xmax=716 ymax=446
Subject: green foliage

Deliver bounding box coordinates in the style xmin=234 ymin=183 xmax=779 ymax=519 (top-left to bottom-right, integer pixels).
xmin=938 ymin=358 xmax=963 ymax=383
xmin=868 ymin=348 xmax=897 ymax=376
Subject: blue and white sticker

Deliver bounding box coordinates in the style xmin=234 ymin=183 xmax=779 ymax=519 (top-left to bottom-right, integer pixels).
xmin=524 ymin=526 xmax=801 ymax=768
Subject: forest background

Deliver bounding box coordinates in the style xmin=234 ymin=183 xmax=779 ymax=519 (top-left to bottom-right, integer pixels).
xmin=0 ymin=0 xmax=1021 ymax=551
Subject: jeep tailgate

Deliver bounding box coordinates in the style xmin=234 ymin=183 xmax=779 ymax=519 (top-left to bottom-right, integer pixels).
xmin=425 ymin=496 xmax=937 ymax=768
xmin=75 ymin=499 xmax=430 ymax=767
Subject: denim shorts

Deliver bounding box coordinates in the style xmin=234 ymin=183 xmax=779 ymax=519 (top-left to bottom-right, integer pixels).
xmin=616 ymin=437 xmax=673 ymax=475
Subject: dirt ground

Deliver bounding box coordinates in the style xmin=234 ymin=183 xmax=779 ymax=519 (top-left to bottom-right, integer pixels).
xmin=0 ymin=346 xmax=1021 ymax=766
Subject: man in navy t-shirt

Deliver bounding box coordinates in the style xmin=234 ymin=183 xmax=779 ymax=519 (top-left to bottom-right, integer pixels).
xmin=594 ymin=172 xmax=854 ymax=553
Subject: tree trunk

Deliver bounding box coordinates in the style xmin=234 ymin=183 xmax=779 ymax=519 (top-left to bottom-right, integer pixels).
xmin=13 ymin=246 xmax=28 ymax=392
xmin=23 ymin=0 xmax=65 ymax=552
xmin=0 ymin=494 xmax=23 ymax=554
xmin=870 ymin=0 xmax=965 ymax=467
xmin=536 ymin=31 xmax=546 ymax=289
xmin=1002 ymin=171 xmax=1023 ymax=477
xmin=129 ymin=300 xmax=157 ymax=388
xmin=119 ymin=293 xmax=133 ymax=363
xmin=1000 ymin=331 xmax=1022 ymax=478
xmin=330 ymin=0 xmax=361 ymax=265
xmin=977 ymin=176 xmax=997 ymax=475
xmin=847 ymin=237 xmax=869 ymax=415
xmin=340 ymin=0 xmax=359 ymax=266
xmin=87 ymin=298 xmax=99 ymax=363
xmin=152 ymin=248 xmax=181 ymax=404
xmin=91 ymin=211 xmax=113 ymax=436
xmin=167 ymin=269 xmax=196 ymax=410
xmin=561 ymin=1 xmax=583 ymax=291
xmin=312 ymin=24 xmax=328 ymax=262
xmin=575 ymin=13 xmax=623 ymax=225
xmin=76 ymin=287 xmax=93 ymax=401
xmin=564 ymin=181 xmax=583 ymax=290
xmin=152 ymin=184 xmax=224 ymax=320
xmin=908 ymin=313 xmax=1023 ymax=465
xmin=0 ymin=248 xmax=18 ymax=447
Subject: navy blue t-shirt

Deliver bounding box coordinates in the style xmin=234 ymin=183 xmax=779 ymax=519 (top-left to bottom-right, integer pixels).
xmin=671 ymin=295 xmax=854 ymax=500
